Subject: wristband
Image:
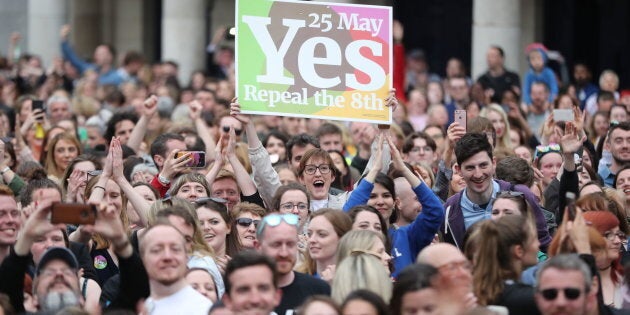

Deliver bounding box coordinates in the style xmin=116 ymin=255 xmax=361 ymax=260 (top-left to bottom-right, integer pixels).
xmin=158 ymin=174 xmax=170 ymax=185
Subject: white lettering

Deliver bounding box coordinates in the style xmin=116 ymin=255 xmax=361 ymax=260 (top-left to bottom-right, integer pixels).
xmin=298 ymin=37 xmax=342 ymax=89
xmin=242 ymin=16 xmax=305 ymax=85
xmin=345 ymin=40 xmax=385 ymax=90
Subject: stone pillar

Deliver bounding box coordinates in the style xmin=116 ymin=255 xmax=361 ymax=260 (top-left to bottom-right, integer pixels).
xmin=111 ymin=0 xmax=144 ymax=54
xmin=471 ymin=0 xmax=521 ymax=80
xmin=162 ymin=0 xmax=207 ymax=85
xmin=27 ymin=0 xmax=69 ymax=67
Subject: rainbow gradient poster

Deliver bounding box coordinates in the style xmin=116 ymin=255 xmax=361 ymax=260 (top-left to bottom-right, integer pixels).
xmin=236 ymin=0 xmax=392 ymax=124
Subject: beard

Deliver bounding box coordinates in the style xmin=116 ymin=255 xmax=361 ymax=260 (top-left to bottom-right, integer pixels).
xmin=38 ymin=291 xmax=81 ymax=313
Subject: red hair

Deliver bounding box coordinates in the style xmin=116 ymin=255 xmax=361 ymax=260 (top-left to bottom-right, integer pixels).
xmin=583 ymin=211 xmax=623 ymax=284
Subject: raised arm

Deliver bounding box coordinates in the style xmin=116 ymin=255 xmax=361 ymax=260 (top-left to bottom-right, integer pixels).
xmin=231 ymin=98 xmax=281 ymax=201
xmin=388 ymin=135 xmax=443 ymax=254
xmin=225 ymin=126 xmax=257 ymax=196
xmin=112 ymin=137 xmax=150 ymax=227
xmin=342 ymin=135 xmax=384 ymax=211
xmin=59 ymin=25 xmax=92 ymax=74
xmin=70 ymin=141 xmax=114 ymax=245
xmin=206 ymin=134 xmax=225 ymax=185
xmin=189 ymin=100 xmax=217 ymax=164
xmin=557 ymin=122 xmax=584 ymax=223
xmin=127 ymin=95 xmax=158 ymax=153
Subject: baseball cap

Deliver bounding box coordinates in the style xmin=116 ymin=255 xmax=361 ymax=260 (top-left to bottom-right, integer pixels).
xmin=36 ymin=247 xmax=79 ymax=276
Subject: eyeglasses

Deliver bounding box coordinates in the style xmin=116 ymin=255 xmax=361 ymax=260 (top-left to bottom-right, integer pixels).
xmin=304 ymin=164 xmax=331 ymax=175
xmin=222 ymin=125 xmax=243 ymax=136
xmin=603 ymin=230 xmax=626 ymax=241
xmin=236 ymin=217 xmax=261 ymax=228
xmin=280 ymin=202 xmax=309 ymax=212
xmin=410 ymin=146 xmax=433 ymax=153
xmin=538 ymin=287 xmax=583 ymax=301
xmin=87 ymin=170 xmax=102 ymax=182
xmin=256 ymin=213 xmax=299 ymax=236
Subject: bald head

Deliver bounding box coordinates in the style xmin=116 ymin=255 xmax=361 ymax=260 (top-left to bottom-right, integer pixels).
xmin=417 ymin=243 xmax=466 ymax=267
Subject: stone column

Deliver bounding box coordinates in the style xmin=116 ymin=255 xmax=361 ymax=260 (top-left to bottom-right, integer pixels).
xmin=471 ymin=0 xmax=521 ymax=80
xmin=27 ymin=0 xmax=69 ymax=67
xmin=162 ymin=0 xmax=207 ymax=85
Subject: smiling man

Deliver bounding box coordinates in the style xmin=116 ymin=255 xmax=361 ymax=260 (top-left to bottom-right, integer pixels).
xmin=255 ymin=213 xmax=329 ymax=315
xmin=223 ymin=251 xmax=282 ymax=315
xmin=0 ymin=186 xmax=20 ymax=263
xmin=599 ymin=122 xmax=630 ymax=187
xmin=141 ymin=224 xmax=212 ymax=315
xmin=442 ymin=133 xmax=551 ymax=251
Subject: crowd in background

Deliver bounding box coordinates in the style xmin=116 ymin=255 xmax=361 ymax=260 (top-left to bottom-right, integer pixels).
xmin=0 ymin=18 xmax=629 ymax=315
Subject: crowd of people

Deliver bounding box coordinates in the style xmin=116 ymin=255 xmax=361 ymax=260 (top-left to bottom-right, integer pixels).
xmin=0 ymin=18 xmax=629 ymax=315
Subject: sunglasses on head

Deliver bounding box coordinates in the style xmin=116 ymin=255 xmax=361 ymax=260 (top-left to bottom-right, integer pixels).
xmin=257 ymin=213 xmax=299 ymax=237
xmin=538 ymin=287 xmax=582 ymax=301
xmin=236 ymin=217 xmax=261 ymax=228
xmin=222 ymin=125 xmax=243 ymax=136
xmin=534 ymin=143 xmax=562 ymax=161
xmin=194 ymin=196 xmax=228 ymax=205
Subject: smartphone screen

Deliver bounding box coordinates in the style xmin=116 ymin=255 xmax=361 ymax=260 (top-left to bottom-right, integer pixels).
xmin=176 ymin=151 xmax=206 ymax=168
xmin=32 ymin=100 xmax=44 ymax=112
xmin=553 ymin=109 xmax=574 ymax=122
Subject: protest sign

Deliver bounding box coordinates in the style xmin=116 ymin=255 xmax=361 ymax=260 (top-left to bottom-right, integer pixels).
xmin=236 ymin=0 xmax=392 ymax=124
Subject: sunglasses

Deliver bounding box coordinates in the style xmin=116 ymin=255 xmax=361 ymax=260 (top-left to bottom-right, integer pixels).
xmin=222 ymin=125 xmax=243 ymax=136
xmin=236 ymin=217 xmax=261 ymax=228
xmin=534 ymin=143 xmax=562 ymax=162
xmin=256 ymin=213 xmax=299 ymax=237
xmin=194 ymin=196 xmax=228 ymax=205
xmin=538 ymin=287 xmax=582 ymax=301
xmin=87 ymin=170 xmax=103 ymax=181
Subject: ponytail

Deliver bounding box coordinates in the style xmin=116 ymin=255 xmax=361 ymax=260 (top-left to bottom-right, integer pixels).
xmin=472 ymin=215 xmax=532 ymax=305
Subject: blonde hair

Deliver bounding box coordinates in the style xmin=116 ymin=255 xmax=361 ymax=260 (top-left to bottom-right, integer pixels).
xmin=331 ymin=252 xmax=392 ymax=304
xmin=480 ymin=103 xmax=512 ymax=151
xmin=336 ymin=230 xmax=384 ymax=265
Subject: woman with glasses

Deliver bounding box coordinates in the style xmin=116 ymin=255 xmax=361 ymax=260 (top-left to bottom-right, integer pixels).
xmin=61 ymin=154 xmax=102 ymax=203
xmin=271 ymin=183 xmax=310 ymax=234
xmin=194 ymin=198 xmax=232 ymax=271
xmin=342 ymin=135 xmax=443 ymax=278
xmin=469 ymin=215 xmax=540 ymax=315
xmin=229 ymin=202 xmax=266 ymax=251
xmin=583 ymin=211 xmax=624 ymax=307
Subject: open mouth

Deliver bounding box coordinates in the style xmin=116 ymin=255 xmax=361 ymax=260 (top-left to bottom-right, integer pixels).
xmin=313 ymin=180 xmax=325 ymax=188
xmin=244 ymin=235 xmax=255 ymax=240
xmin=203 ymin=234 xmax=215 ymax=240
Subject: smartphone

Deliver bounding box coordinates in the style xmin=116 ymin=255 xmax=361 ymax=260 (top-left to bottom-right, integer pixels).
xmin=454 ymin=109 xmax=467 ymax=129
xmin=553 ymin=109 xmax=574 ymax=122
xmin=175 ymin=151 xmax=206 ymax=168
xmin=50 ymin=203 xmax=97 ymax=225
xmin=566 ymin=192 xmax=577 ymax=221
xmin=32 ymin=100 xmax=45 ymax=122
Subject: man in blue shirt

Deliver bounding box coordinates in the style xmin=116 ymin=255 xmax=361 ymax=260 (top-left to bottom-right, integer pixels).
xmin=60 ymin=25 xmax=118 ymax=86
xmin=598 ymin=122 xmax=630 ymax=187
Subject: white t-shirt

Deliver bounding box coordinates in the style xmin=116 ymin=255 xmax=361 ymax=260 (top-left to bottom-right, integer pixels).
xmin=145 ymin=285 xmax=212 ymax=315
